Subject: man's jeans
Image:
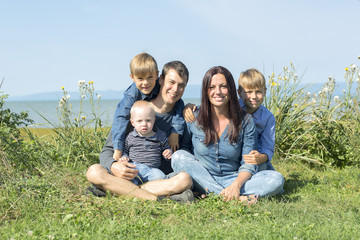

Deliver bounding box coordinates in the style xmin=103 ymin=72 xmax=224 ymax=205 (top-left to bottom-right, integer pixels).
xmin=172 ymin=150 xmax=284 ymax=197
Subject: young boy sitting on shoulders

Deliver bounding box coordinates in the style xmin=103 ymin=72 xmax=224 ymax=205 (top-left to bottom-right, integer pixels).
xmin=238 ymin=68 xmax=275 ymax=171
xmin=119 ymin=100 xmax=172 ymax=185
xmin=112 ymin=52 xmax=185 ymax=160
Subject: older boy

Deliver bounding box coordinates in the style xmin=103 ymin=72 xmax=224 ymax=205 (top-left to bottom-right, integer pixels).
xmin=119 ymin=100 xmax=172 ymax=185
xmin=238 ymin=68 xmax=275 ymax=170
xmin=111 ymin=53 xmax=184 ymax=161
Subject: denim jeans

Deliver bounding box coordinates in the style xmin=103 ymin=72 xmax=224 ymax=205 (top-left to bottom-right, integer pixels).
xmin=172 ymin=150 xmax=284 ymax=197
xmin=131 ymin=162 xmax=166 ymax=185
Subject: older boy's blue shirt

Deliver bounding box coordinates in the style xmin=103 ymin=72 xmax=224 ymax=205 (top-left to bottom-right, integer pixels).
xmin=181 ymin=111 xmax=258 ymax=175
xmin=111 ymin=79 xmax=185 ymax=151
xmin=239 ymin=98 xmax=275 ymax=170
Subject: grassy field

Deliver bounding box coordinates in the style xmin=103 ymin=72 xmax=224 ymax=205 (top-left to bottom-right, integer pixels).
xmin=1 ymin=157 xmax=360 ymax=239
xmin=1 ymin=62 xmax=360 ymax=239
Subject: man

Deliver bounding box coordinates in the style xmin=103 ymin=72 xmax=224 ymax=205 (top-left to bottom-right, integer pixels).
xmin=86 ymin=61 xmax=194 ymax=202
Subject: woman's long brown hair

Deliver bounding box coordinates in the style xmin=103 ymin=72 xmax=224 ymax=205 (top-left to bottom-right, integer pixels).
xmin=198 ymin=66 xmax=246 ymax=145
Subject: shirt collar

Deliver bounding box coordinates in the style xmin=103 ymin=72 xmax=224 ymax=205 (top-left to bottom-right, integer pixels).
xmin=239 ymin=98 xmax=262 ymax=120
xmin=130 ymin=126 xmax=159 ymax=138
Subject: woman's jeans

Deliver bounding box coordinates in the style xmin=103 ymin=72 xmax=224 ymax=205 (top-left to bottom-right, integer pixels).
xmin=172 ymin=150 xmax=285 ymax=197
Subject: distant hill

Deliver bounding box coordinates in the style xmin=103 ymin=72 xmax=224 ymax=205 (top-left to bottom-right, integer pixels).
xmin=7 ymin=85 xmax=203 ymax=102
xmin=6 ymin=82 xmax=353 ymax=102
xmin=7 ymin=90 xmax=125 ymax=101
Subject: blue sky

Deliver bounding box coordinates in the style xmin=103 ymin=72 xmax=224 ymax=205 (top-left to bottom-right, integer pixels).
xmin=1 ymin=0 xmax=360 ymax=97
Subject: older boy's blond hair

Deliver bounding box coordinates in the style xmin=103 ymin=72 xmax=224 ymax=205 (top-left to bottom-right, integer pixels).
xmin=238 ymin=68 xmax=267 ymax=91
xmin=130 ymin=53 xmax=158 ymax=77
xmin=130 ymin=100 xmax=155 ymax=119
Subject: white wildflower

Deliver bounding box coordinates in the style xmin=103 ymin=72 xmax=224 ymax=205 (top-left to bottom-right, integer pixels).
xmin=66 ymin=94 xmax=71 ymax=100
xmin=356 ymin=78 xmax=360 ymax=83
xmin=294 ymin=74 xmax=298 ymax=80
xmin=311 ymin=98 xmax=317 ymax=104
xmin=97 ymin=94 xmax=102 ymax=100
xmin=328 ymin=75 xmax=333 ymax=80
xmin=322 ymin=87 xmax=329 ymax=93
xmin=342 ymin=89 xmax=346 ymax=94
xmin=307 ymin=92 xmax=311 ymax=97
xmin=350 ymin=64 xmax=357 ymax=70
xmin=59 ymin=99 xmax=65 ymax=107
xmin=28 ymin=231 xmax=33 ymax=236
xmin=334 ymin=96 xmax=339 ymax=102
xmin=82 ymin=94 xmax=85 ymax=99
xmin=349 ymin=100 xmax=353 ymax=104
xmin=78 ymin=80 xmax=86 ymax=86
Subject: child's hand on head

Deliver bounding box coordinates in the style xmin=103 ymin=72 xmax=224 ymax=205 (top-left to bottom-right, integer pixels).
xmin=119 ymin=156 xmax=130 ymax=162
xmin=243 ymin=150 xmax=268 ymax=165
xmin=113 ymin=149 xmax=122 ymax=161
xmin=183 ymin=103 xmax=196 ymax=123
xmin=162 ymin=149 xmax=172 ymax=160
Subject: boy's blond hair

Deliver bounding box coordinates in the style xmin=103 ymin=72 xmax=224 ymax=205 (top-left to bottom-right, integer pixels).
xmin=238 ymin=68 xmax=267 ymax=91
xmin=130 ymin=100 xmax=155 ymax=119
xmin=130 ymin=53 xmax=158 ymax=77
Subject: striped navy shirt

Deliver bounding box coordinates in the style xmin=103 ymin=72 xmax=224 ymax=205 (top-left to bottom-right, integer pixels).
xmin=123 ymin=127 xmax=171 ymax=168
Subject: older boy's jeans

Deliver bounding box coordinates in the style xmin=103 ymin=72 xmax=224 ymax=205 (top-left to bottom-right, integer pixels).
xmin=172 ymin=150 xmax=284 ymax=197
xmin=131 ymin=162 xmax=166 ymax=185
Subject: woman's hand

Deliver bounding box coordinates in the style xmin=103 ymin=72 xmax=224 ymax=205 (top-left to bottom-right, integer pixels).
xmin=113 ymin=149 xmax=122 ymax=161
xmin=243 ymin=150 xmax=268 ymax=165
xmin=220 ymin=182 xmax=241 ymax=201
xmin=110 ymin=161 xmax=138 ymax=180
xmin=183 ymin=103 xmax=196 ymax=123
xmin=168 ymin=132 xmax=179 ymax=152
xmin=162 ymin=149 xmax=172 ymax=159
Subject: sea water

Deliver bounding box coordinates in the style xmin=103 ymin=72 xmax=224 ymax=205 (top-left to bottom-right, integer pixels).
xmin=4 ymin=98 xmax=201 ymax=128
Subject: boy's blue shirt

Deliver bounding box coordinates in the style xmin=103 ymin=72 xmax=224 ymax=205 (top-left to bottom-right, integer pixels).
xmin=239 ymin=98 xmax=276 ymax=170
xmin=111 ymin=78 xmax=185 ymax=151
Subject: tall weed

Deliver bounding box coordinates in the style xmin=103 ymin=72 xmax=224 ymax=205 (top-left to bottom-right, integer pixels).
xmin=267 ymin=60 xmax=360 ymax=167
xmin=39 ymin=80 xmax=108 ymax=167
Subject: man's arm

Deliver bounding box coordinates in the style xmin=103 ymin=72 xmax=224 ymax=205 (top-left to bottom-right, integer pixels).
xmin=100 ymin=131 xmax=138 ymax=180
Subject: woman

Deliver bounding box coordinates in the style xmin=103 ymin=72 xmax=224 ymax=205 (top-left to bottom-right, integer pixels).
xmin=171 ymin=66 xmax=284 ymax=203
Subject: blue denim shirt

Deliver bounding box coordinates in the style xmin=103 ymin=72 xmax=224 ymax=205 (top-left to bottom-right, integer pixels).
xmin=111 ymin=79 xmax=185 ymax=151
xmin=181 ymin=111 xmax=258 ymax=176
xmin=239 ymin=98 xmax=275 ymax=170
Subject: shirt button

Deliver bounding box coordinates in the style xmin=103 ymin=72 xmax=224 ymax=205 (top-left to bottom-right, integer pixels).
xmin=217 ymin=165 xmax=220 ymax=168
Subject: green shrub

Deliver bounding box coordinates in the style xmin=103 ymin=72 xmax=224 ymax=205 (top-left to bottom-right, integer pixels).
xmin=266 ymin=61 xmax=360 ymax=167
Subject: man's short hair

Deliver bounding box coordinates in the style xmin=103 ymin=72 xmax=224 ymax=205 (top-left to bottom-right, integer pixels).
xmin=160 ymin=61 xmax=189 ymax=84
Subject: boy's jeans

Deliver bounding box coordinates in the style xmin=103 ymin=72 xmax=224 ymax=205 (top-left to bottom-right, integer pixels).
xmin=172 ymin=150 xmax=284 ymax=197
xmin=131 ymin=162 xmax=166 ymax=185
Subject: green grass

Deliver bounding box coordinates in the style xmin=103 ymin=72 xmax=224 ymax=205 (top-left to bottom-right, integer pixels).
xmin=2 ymin=62 xmax=360 ymax=239
xmin=1 ymin=160 xmax=359 ymax=239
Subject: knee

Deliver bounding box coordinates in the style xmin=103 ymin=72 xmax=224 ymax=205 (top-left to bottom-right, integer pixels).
xmin=171 ymin=150 xmax=191 ymax=170
xmin=86 ymin=164 xmax=106 ymax=185
xmin=174 ymin=172 xmax=193 ymax=189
